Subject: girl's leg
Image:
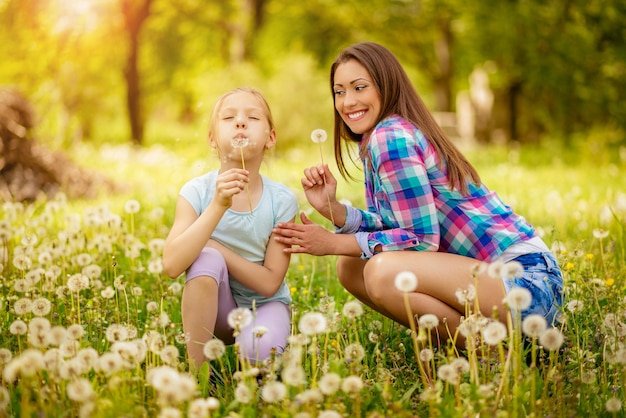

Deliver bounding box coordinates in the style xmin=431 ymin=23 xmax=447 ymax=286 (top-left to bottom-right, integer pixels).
xmin=362 ymin=251 xmax=508 ymax=348
xmin=183 ymin=248 xmax=237 ymax=370
xmin=236 ymin=301 xmax=290 ymax=365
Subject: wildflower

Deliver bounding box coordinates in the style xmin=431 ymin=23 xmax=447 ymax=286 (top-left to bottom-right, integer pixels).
xmin=318 ymin=411 xmax=342 ymax=418
xmin=418 ymin=314 xmax=439 ymax=330
xmin=227 ymin=307 xmax=253 ymax=331
xmin=124 ymin=199 xmax=141 ymax=214
xmin=368 ymin=332 xmax=379 ymax=343
xmin=394 ymin=271 xmax=418 ymax=292
xmin=344 ymin=343 xmax=365 ymax=363
xmin=296 ymin=388 xmax=324 ymax=404
xmin=147 ymin=301 xmax=159 ymax=313
xmin=101 ymin=286 xmax=115 ymax=299
xmin=419 ymin=348 xmax=434 ymax=362
xmin=319 ymin=372 xmax=342 ymax=395
xmin=203 ymin=339 xmax=226 ymax=361
xmin=75 ymin=253 xmax=92 ymax=267
xmin=341 ymin=375 xmax=364 ymax=394
xmin=9 ymin=319 xmax=28 ymax=335
xmin=252 ymin=325 xmax=268 ymax=339
xmin=606 ymin=397 xmax=622 ymax=413
xmin=486 ymin=259 xmax=505 ymax=279
xmin=566 ymin=299 xmax=584 ymax=313
xmin=47 ymin=325 xmax=69 ymax=347
xmin=437 ymin=363 xmax=459 ymax=385
xmin=67 ymin=274 xmax=90 ymax=292
xmin=29 ymin=317 xmax=51 ymax=334
xmin=592 ymin=228 xmax=609 ymax=239
xmin=604 ymin=314 xmax=617 ymax=328
xmin=482 ymin=321 xmax=508 ymax=345
xmin=12 ymin=254 xmax=32 ymax=270
xmin=605 ymin=278 xmax=615 ymax=286
xmin=502 ymin=261 xmax=524 ymax=279
xmin=0 ymin=386 xmax=9 ymax=410
xmin=168 ymin=282 xmax=182 ymax=295
xmin=0 ymin=348 xmax=12 ymax=365
xmin=31 ymin=297 xmax=52 ymax=316
xmin=539 ymin=328 xmax=564 ymax=351
xmin=13 ymin=297 xmax=32 ymax=315
xmin=505 ymin=287 xmax=532 ymax=311
xmin=18 ymin=349 xmax=45 ymax=377
xmin=82 ymin=264 xmax=102 ymax=280
xmin=455 ymin=284 xmax=476 ymax=304
xmin=342 ymin=300 xmax=364 ymax=320
xmin=298 ymin=312 xmax=328 ymax=336
xmin=310 ymin=128 xmax=327 ymax=143
xmin=451 ymin=357 xmax=470 ymax=374
xmin=282 ymin=365 xmax=306 ymax=386
xmin=148 ymin=258 xmax=164 ymax=274
xmin=261 ymin=381 xmax=287 ymax=403
xmin=159 ymin=408 xmax=182 ymax=418
xmin=106 ymin=324 xmax=129 ymax=343
xmin=234 ymin=383 xmax=252 ymax=404
xmin=66 ymin=377 xmax=95 ymax=403
xmin=76 ymin=348 xmax=99 ymax=370
xmin=522 ymin=314 xmax=547 ymax=338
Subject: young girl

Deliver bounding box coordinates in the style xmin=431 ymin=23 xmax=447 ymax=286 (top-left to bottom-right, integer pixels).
xmin=163 ymin=87 xmax=298 ymax=369
xmin=273 ymin=42 xmax=563 ymax=349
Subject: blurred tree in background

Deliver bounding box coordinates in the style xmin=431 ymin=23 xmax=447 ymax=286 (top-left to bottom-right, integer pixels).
xmin=0 ymin=0 xmax=624 ymax=150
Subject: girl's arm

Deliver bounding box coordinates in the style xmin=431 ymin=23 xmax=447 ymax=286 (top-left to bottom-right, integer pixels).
xmin=162 ymin=168 xmax=249 ymax=278
xmin=205 ymin=217 xmax=297 ymax=297
xmin=162 ymin=197 xmax=226 ymax=278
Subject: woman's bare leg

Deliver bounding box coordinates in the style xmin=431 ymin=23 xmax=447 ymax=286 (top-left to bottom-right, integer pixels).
xmin=362 ymin=252 xmax=508 ymax=347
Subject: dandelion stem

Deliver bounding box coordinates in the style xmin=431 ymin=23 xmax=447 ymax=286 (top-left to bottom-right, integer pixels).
xmin=240 ymin=147 xmax=253 ymax=214
xmin=318 ymin=142 xmax=335 ymax=226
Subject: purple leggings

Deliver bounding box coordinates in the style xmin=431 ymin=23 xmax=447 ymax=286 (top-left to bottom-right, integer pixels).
xmin=186 ymin=248 xmax=291 ymax=363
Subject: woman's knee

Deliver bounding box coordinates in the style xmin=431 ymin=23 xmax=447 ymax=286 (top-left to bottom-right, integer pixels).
xmin=362 ymin=255 xmax=391 ymax=303
xmin=336 ymin=256 xmax=364 ymax=288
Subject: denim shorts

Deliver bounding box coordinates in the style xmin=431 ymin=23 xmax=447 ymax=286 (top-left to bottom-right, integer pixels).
xmin=502 ymin=252 xmax=564 ymax=325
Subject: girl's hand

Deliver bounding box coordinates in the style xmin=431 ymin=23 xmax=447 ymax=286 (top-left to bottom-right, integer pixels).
xmin=273 ymin=212 xmax=334 ymax=255
xmin=301 ymin=164 xmax=337 ymax=216
xmin=213 ymin=168 xmax=249 ymax=208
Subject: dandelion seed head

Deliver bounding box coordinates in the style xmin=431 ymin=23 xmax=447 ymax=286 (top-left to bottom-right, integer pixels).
xmin=502 ymin=261 xmax=524 ymax=279
xmin=319 ymin=372 xmax=342 ymax=395
xmin=234 ymin=383 xmax=252 ymax=404
xmin=296 ymin=388 xmax=323 ymax=404
xmin=344 ymin=343 xmax=365 ymax=363
xmin=505 ymin=287 xmax=532 ymax=311
xmin=282 ymin=365 xmax=306 ymax=386
xmin=310 ymin=128 xmax=327 ymax=144
xmin=437 ymin=363 xmax=459 ymax=385
xmin=394 ymin=271 xmax=418 ymax=292
xmin=539 ymin=328 xmax=564 ymax=351
xmin=342 ymin=300 xmax=364 ymax=320
xmin=341 ymin=375 xmax=364 ymax=393
xmin=482 ymin=321 xmax=508 ymax=345
xmin=318 ymin=411 xmax=342 ymax=418
xmin=298 ymin=312 xmax=328 ymax=335
xmin=606 ymin=397 xmax=622 ymax=413
xmin=419 ymin=348 xmax=434 ymax=362
xmin=593 ymin=228 xmax=609 ymax=240
xmin=101 ymin=286 xmax=115 ymax=299
xmin=261 ymin=381 xmax=287 ymax=403
xmin=31 ymin=297 xmax=51 ymax=317
xmin=13 ymin=297 xmax=32 ymax=315
xmin=124 ymin=199 xmax=141 ymax=214
xmin=566 ymin=299 xmax=584 ymax=313
xmin=227 ymin=307 xmax=253 ymax=331
xmin=203 ymin=339 xmax=226 ymax=361
xmin=522 ymin=314 xmax=547 ymax=338
xmin=418 ymin=314 xmax=439 ymax=330
xmin=67 ymin=378 xmax=95 ymax=403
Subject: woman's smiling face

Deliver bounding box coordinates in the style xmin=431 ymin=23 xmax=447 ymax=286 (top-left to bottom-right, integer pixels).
xmin=332 ymin=59 xmax=381 ymax=135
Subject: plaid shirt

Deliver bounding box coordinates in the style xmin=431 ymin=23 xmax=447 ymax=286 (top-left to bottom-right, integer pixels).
xmin=341 ymin=115 xmax=535 ymax=261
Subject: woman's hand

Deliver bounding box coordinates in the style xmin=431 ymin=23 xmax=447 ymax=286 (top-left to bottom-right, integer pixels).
xmin=212 ymin=168 xmax=249 ymax=208
xmin=273 ymin=212 xmax=335 ymax=255
xmin=301 ymin=164 xmax=338 ymax=216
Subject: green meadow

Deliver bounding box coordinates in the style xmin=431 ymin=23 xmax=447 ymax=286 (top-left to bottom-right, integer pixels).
xmin=1 ymin=133 xmax=625 ymax=417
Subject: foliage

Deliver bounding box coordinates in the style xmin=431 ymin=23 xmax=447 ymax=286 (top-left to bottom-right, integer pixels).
xmin=1 ymin=139 xmax=625 ymax=416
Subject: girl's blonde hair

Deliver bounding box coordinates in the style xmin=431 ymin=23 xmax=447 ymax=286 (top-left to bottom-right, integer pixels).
xmin=208 ymin=87 xmax=275 ymax=140
xmin=330 ymin=42 xmax=480 ymax=195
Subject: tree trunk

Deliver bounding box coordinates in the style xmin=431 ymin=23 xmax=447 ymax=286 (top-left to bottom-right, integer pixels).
xmin=433 ymin=17 xmax=453 ymax=112
xmin=121 ymin=0 xmax=153 ymax=146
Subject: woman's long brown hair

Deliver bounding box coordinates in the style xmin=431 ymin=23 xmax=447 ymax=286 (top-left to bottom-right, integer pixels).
xmin=330 ymin=42 xmax=480 ymax=194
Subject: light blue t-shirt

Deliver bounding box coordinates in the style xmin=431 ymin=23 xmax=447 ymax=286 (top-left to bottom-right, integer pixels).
xmin=179 ymin=170 xmax=299 ymax=308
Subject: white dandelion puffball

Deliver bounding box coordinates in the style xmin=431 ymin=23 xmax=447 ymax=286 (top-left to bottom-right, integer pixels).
xmin=311 ymin=128 xmax=327 ymax=143
xmin=203 ymin=339 xmax=226 ymax=361
xmin=482 ymin=321 xmax=508 ymax=346
xmin=298 ymin=312 xmax=328 ymax=335
xmin=227 ymin=307 xmax=253 ymax=330
xmin=505 ymin=287 xmax=532 ymax=311
xmin=394 ymin=271 xmax=418 ymax=292
xmin=522 ymin=314 xmax=547 ymax=338
xmin=418 ymin=314 xmax=439 ymax=330
xmin=539 ymin=327 xmax=564 ymax=351
xmin=231 ymin=136 xmax=250 ymax=149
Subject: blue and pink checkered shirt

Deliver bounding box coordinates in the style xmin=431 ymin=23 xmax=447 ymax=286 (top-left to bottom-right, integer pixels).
xmin=338 ymin=115 xmax=536 ymax=261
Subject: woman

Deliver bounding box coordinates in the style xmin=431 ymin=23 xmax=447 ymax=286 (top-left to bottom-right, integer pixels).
xmin=273 ymin=42 xmax=562 ymax=348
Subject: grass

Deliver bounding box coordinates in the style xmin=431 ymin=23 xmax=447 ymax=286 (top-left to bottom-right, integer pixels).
xmin=0 ymin=135 xmax=625 ymax=417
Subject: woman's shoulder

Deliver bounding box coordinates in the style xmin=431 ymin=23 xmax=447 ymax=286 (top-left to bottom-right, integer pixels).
xmin=371 ymin=115 xmax=428 ymax=148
